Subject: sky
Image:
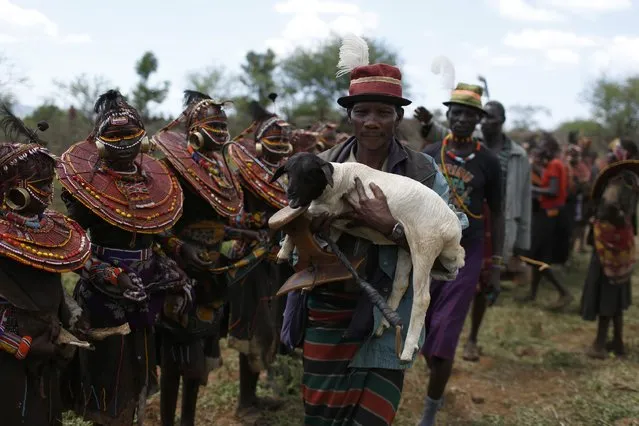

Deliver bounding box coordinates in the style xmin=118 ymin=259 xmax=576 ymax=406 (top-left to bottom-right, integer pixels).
xmin=1 ymin=0 xmax=638 ymax=129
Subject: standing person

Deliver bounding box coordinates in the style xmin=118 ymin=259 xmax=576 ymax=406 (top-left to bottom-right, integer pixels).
xmin=462 ymin=100 xmax=531 ymax=362
xmin=58 ymin=90 xmax=193 ymax=425
xmin=517 ymin=133 xmax=573 ymax=308
xmin=153 ymin=90 xmax=262 ymax=425
xmin=226 ymin=101 xmax=293 ymax=419
xmin=0 ymin=106 xmax=91 ymax=425
xmin=414 ymin=106 xmax=450 ymax=150
xmin=419 ymin=83 xmax=504 ymax=426
xmin=279 ymin=34 xmax=463 ymax=426
xmin=581 ymin=139 xmax=638 ymax=359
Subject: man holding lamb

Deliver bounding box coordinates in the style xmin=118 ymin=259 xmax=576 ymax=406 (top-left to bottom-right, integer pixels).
xmin=277 ymin=34 xmax=468 ymax=425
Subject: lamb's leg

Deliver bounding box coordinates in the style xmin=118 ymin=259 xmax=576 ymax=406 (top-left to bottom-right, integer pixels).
xmin=375 ymin=248 xmax=412 ymax=337
xmin=276 ymin=235 xmax=294 ymax=263
xmin=399 ymin=237 xmax=438 ymax=362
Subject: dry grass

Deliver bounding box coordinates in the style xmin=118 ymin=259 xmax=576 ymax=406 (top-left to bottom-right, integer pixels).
xmin=62 ymin=251 xmax=639 ymax=425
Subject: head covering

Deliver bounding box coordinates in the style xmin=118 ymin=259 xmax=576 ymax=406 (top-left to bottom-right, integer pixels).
xmin=0 ymin=104 xmax=54 ymax=195
xmin=249 ymin=101 xmax=292 ymax=155
xmin=443 ymin=83 xmax=485 ymax=113
xmin=92 ymin=90 xmax=145 ymax=144
xmin=182 ymin=90 xmax=231 ymax=145
xmin=335 ymin=34 xmax=410 ymax=108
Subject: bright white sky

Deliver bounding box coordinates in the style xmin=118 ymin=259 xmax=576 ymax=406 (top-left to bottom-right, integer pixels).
xmin=1 ymin=0 xmax=638 ymax=128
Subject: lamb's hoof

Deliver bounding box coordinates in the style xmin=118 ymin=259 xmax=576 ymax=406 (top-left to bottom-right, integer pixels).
xmin=375 ymin=319 xmax=390 ymax=337
xmin=399 ymin=345 xmax=417 ymax=362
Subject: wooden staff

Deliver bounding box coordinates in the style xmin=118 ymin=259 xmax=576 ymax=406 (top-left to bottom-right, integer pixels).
xmin=318 ymin=232 xmax=404 ymax=357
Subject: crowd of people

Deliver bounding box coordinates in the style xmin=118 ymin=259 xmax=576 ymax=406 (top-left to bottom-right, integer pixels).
xmin=0 ymin=34 xmax=635 ymax=426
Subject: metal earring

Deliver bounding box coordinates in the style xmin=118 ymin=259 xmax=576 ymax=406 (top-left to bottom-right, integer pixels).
xmin=140 ymin=135 xmax=152 ymax=153
xmin=4 ymin=187 xmax=31 ymax=212
xmin=95 ymin=140 xmax=106 ymax=158
xmin=189 ymin=131 xmax=205 ymax=151
xmin=255 ymin=142 xmax=263 ymax=157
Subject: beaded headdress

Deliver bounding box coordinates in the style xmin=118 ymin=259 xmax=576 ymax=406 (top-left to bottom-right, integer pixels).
xmin=183 ymin=90 xmax=232 ymax=147
xmin=90 ymin=90 xmax=149 ymax=155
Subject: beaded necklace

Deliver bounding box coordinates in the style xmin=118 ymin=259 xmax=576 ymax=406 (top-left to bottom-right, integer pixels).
xmin=0 ymin=209 xmax=45 ymax=229
xmin=440 ymin=134 xmax=483 ymax=220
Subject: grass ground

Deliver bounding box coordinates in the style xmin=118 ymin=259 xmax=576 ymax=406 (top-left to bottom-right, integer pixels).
xmin=62 ymin=251 xmax=639 ymax=425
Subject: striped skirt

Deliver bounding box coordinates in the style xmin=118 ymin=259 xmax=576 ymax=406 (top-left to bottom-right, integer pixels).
xmin=302 ymin=289 xmax=404 ymax=426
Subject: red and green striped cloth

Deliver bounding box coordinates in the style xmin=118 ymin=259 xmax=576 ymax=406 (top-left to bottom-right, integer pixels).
xmin=302 ymin=288 xmax=404 ymax=425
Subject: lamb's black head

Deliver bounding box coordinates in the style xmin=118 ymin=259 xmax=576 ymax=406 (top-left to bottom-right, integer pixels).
xmin=270 ymin=152 xmax=334 ymax=209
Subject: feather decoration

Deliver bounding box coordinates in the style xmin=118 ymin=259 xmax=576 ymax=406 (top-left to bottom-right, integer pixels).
xmin=93 ymin=89 xmax=126 ymax=114
xmin=336 ymin=33 xmax=369 ymax=78
xmin=183 ymin=89 xmax=211 ymax=107
xmin=248 ymin=101 xmax=274 ymax=122
xmin=431 ymin=56 xmax=456 ymax=92
xmin=0 ymin=103 xmax=45 ymax=145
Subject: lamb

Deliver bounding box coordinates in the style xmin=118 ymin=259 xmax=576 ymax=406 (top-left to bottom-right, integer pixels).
xmin=271 ymin=152 xmax=465 ymax=362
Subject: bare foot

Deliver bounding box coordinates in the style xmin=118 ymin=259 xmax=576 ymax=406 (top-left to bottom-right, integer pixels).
xmin=549 ymin=293 xmax=574 ymax=311
xmin=462 ymin=341 xmax=480 ymax=362
xmin=586 ymin=344 xmax=607 ymax=360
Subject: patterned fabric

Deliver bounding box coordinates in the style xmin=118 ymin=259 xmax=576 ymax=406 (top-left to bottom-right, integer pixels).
xmin=593 ymin=219 xmax=636 ymax=284
xmin=302 ymin=289 xmax=404 ymax=425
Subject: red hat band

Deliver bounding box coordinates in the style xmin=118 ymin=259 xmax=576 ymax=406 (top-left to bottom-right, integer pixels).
xmin=349 ymin=75 xmax=403 ymax=98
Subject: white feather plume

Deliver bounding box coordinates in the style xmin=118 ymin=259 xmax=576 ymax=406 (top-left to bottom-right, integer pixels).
xmin=336 ymin=33 xmax=369 ymax=78
xmin=431 ymin=56 xmax=456 ymax=92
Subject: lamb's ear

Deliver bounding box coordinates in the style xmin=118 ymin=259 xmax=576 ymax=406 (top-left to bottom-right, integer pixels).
xmin=271 ymin=165 xmax=287 ymax=183
xmin=321 ymin=162 xmax=334 ymax=187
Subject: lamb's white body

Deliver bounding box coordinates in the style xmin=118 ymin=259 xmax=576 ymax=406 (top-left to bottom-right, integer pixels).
xmin=277 ymin=161 xmax=465 ymax=361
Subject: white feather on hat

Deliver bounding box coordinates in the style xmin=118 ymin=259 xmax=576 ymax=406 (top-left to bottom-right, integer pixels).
xmin=431 ymin=56 xmax=456 ymax=92
xmin=336 ymin=33 xmax=370 ymax=78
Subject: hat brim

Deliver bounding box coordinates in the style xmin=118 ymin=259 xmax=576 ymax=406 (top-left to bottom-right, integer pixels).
xmin=443 ymin=100 xmax=486 ymax=115
xmin=337 ymin=93 xmax=411 ymax=108
xmin=591 ymin=160 xmax=639 ymax=201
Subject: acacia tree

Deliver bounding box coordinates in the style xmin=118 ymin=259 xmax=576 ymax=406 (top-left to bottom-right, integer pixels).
xmin=185 ymin=65 xmax=239 ymax=100
xmin=279 ymin=34 xmax=402 ymax=120
xmin=583 ymin=76 xmax=639 ymax=139
xmin=507 ymin=104 xmax=552 ymax=132
xmin=53 ymin=74 xmax=113 ymax=119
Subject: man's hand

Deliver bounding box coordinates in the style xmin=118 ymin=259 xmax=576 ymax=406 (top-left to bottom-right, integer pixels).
xmin=117 ymin=273 xmax=139 ymax=291
xmin=344 ymin=177 xmax=396 ymax=236
xmin=413 ymin=106 xmax=433 ymax=124
xmin=180 ymin=243 xmax=213 ymax=272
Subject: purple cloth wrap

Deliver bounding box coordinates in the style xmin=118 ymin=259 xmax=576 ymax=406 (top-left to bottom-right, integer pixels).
xmin=420 ymin=237 xmax=484 ymax=360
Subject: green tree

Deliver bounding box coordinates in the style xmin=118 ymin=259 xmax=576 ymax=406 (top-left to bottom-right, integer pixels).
xmin=280 ymin=34 xmax=402 ymax=120
xmin=507 ymin=104 xmax=552 ymax=132
xmin=53 ymin=74 xmax=113 ymax=119
xmin=22 ymin=103 xmax=92 ymax=154
xmin=131 ymin=51 xmax=170 ymax=121
xmin=582 ymin=76 xmax=639 ymax=139
xmin=239 ymin=49 xmax=278 ymax=106
xmin=185 ymin=65 xmax=238 ymax=100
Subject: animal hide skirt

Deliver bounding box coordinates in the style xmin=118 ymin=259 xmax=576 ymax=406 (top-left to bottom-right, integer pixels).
xmin=302 ymin=289 xmax=404 ymax=426
xmin=0 ymin=353 xmax=63 ymax=426
xmin=581 ymin=252 xmax=632 ymax=321
xmin=227 ymin=260 xmax=289 ymax=372
xmin=63 ymin=254 xmax=168 ymax=425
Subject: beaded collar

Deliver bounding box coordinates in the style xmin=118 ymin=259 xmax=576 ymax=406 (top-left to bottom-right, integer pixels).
xmin=152 ymin=130 xmax=243 ymax=218
xmin=57 ymin=140 xmax=183 ymax=233
xmin=226 ymin=141 xmax=288 ymax=209
xmin=0 ymin=209 xmax=90 ymax=273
